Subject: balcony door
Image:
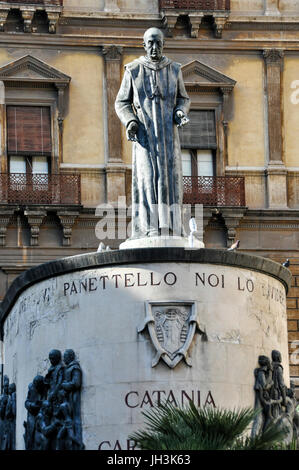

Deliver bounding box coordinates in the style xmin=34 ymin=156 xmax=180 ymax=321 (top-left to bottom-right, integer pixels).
xmin=7 ymin=106 xmax=51 ymax=203
xmin=180 ymin=110 xmax=217 ymax=204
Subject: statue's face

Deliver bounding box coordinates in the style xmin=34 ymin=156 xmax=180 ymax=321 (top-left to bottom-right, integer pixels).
xmin=143 ymin=31 xmax=164 ymax=62
xmin=64 ymin=349 xmax=75 ymax=365
xmin=49 ymin=349 xmax=61 ymax=366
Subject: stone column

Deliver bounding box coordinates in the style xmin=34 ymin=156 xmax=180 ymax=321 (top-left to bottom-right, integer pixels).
xmin=263 ymin=49 xmax=287 ymax=209
xmin=103 ymin=46 xmax=126 ymax=205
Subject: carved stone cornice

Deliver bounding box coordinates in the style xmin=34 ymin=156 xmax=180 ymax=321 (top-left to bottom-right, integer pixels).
xmin=102 ymin=45 xmax=123 ymax=61
xmin=263 ymin=49 xmax=284 ymax=68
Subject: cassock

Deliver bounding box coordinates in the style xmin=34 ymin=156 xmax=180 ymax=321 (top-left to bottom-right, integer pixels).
xmin=115 ymin=55 xmax=190 ymax=238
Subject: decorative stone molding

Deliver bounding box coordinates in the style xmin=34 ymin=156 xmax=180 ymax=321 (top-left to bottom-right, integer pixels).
xmin=102 ymin=45 xmax=123 ymax=61
xmin=57 ymin=211 xmax=79 ymax=246
xmin=213 ymin=15 xmax=229 ymax=38
xmin=264 ymin=0 xmax=281 ymax=16
xmin=0 ymin=210 xmax=14 ymax=246
xmin=161 ymin=10 xmax=229 ymax=38
xmin=20 ymin=8 xmax=35 ymax=33
xmin=24 ymin=210 xmax=47 ymax=246
xmin=221 ymin=209 xmax=246 ymax=248
xmin=0 ymin=3 xmax=62 ymax=34
xmin=0 ymin=8 xmax=9 ymax=32
xmin=263 ymin=49 xmax=284 ymax=69
xmin=46 ymin=10 xmax=60 ymax=34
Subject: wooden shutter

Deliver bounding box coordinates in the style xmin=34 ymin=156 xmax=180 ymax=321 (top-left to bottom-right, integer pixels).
xmin=179 ymin=110 xmax=217 ymax=150
xmin=7 ymin=106 xmax=51 ymax=156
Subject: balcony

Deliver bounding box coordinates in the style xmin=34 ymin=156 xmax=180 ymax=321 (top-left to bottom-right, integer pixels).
xmin=183 ymin=176 xmax=245 ymax=207
xmin=0 ymin=0 xmax=62 ymax=4
xmin=160 ymin=0 xmax=230 ymax=10
xmin=160 ymin=0 xmax=230 ymax=37
xmin=0 ymin=173 xmax=81 ymax=206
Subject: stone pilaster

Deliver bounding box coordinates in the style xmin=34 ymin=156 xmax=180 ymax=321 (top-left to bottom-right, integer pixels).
xmin=264 ymin=0 xmax=281 ymax=16
xmin=103 ymin=46 xmax=126 ymax=204
xmin=24 ymin=210 xmax=47 ymax=246
xmin=0 ymin=210 xmax=13 ymax=246
xmin=263 ymin=49 xmax=287 ymax=208
xmin=57 ymin=211 xmax=79 ymax=246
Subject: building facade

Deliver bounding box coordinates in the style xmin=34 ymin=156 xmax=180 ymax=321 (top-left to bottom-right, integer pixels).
xmin=0 ymin=0 xmax=298 ymax=388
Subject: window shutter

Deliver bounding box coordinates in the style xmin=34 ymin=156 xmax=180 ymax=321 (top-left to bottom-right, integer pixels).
xmin=179 ymin=110 xmax=217 ymax=149
xmin=7 ymin=106 xmax=51 ymax=156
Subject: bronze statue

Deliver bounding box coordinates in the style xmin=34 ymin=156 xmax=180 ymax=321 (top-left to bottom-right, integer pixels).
xmin=61 ymin=349 xmax=83 ymax=450
xmin=44 ymin=349 xmax=64 ymax=403
xmin=251 ymin=355 xmax=274 ymax=436
xmin=115 ymin=27 xmax=190 ymax=240
xmin=24 ymin=349 xmax=84 ymax=450
xmin=23 ymin=375 xmax=46 ymax=450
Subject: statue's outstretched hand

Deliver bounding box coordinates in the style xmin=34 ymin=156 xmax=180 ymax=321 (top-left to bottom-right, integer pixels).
xmin=126 ymin=121 xmax=139 ymax=142
xmin=174 ymin=110 xmax=189 ymax=128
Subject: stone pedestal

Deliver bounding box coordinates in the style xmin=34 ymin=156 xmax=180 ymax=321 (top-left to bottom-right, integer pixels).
xmin=0 ymin=249 xmax=291 ymax=450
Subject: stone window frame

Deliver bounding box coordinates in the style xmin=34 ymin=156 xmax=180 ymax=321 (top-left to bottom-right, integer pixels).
xmin=181 ymin=59 xmax=236 ymax=176
xmin=0 ymin=54 xmax=71 ymax=175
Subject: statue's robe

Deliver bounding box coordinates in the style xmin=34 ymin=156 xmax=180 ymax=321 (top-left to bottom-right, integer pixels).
xmin=115 ymin=56 xmax=190 ymax=238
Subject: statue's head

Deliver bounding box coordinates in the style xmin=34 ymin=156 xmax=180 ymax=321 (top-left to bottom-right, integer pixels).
xmin=33 ymin=375 xmax=45 ymax=392
xmin=63 ymin=349 xmax=75 ymax=365
xmin=8 ymin=383 xmax=16 ymax=395
xmin=3 ymin=375 xmax=9 ymax=393
xmin=258 ymin=355 xmax=271 ymax=369
xmin=49 ymin=349 xmax=62 ymax=366
xmin=143 ymin=28 xmax=164 ymax=62
xmin=272 ymin=350 xmax=282 ymax=363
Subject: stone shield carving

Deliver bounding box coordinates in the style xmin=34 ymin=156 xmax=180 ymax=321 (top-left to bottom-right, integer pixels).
xmin=138 ymin=301 xmax=200 ymax=369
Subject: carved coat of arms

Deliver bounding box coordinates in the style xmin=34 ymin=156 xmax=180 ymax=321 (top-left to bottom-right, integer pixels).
xmin=138 ymin=301 xmax=202 ymax=369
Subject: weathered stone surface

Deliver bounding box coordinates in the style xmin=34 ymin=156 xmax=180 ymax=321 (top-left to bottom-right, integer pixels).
xmin=1 ymin=248 xmax=290 ymax=449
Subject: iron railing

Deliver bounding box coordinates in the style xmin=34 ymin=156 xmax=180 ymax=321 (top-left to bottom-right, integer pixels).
xmin=160 ymin=0 xmax=230 ymax=10
xmin=0 ymin=173 xmax=81 ymax=205
xmin=0 ymin=0 xmax=62 ymax=5
xmin=183 ymin=176 xmax=245 ymax=206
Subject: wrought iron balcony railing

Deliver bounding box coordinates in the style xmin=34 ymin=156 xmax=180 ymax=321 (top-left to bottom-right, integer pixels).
xmin=183 ymin=176 xmax=245 ymax=206
xmin=0 ymin=173 xmax=81 ymax=205
xmin=0 ymin=0 xmax=62 ymax=4
xmin=160 ymin=0 xmax=230 ymax=10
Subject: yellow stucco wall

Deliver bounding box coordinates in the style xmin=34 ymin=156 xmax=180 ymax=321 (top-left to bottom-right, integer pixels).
xmin=52 ymin=52 xmax=105 ymax=165
xmin=283 ymin=57 xmax=299 ymax=168
xmin=121 ymin=54 xmax=139 ymax=165
xmin=226 ymin=56 xmax=265 ymax=168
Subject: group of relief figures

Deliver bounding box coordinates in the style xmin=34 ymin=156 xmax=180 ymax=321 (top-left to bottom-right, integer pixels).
xmin=252 ymin=349 xmax=299 ymax=446
xmin=0 ymin=376 xmax=16 ymax=450
xmin=23 ymin=348 xmax=84 ymax=450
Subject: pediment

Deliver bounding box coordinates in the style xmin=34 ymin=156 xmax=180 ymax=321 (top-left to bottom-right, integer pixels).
xmin=182 ymin=60 xmax=236 ymax=90
xmin=0 ymin=55 xmax=71 ymax=85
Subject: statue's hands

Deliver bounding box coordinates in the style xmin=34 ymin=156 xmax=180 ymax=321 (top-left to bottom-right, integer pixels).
xmin=174 ymin=110 xmax=189 ymax=128
xmin=126 ymin=121 xmax=139 ymax=142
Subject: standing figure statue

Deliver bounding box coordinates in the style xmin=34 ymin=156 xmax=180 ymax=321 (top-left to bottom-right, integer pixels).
xmin=115 ymin=27 xmax=190 ymax=243
xmin=271 ymin=349 xmax=287 ymax=418
xmin=4 ymin=383 xmax=16 ymax=450
xmin=44 ymin=349 xmax=64 ymax=403
xmin=23 ymin=375 xmax=46 ymax=450
xmin=251 ymin=355 xmax=274 ymax=437
xmin=0 ymin=376 xmax=9 ymax=449
xmin=61 ymin=349 xmax=83 ymax=449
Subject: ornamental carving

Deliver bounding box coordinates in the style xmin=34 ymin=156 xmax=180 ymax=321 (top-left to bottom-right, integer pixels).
xmin=138 ymin=301 xmax=203 ymax=368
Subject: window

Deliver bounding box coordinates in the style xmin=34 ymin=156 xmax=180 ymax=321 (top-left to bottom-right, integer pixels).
xmin=180 ymin=110 xmax=216 ymax=177
xmin=7 ymin=105 xmax=51 ymax=193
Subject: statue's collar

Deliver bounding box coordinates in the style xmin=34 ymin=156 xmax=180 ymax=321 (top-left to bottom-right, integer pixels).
xmin=138 ymin=56 xmax=172 ymax=70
